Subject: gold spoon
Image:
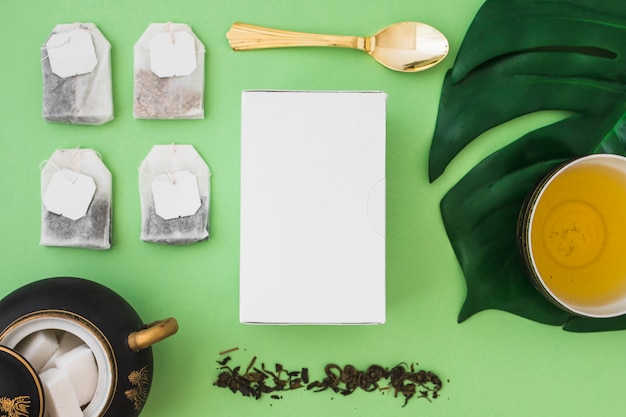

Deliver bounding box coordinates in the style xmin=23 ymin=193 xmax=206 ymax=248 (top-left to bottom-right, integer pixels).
xmin=226 ymin=21 xmax=449 ymax=73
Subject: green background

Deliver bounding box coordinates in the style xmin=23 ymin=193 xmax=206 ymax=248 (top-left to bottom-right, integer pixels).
xmin=2 ymin=0 xmax=624 ymax=416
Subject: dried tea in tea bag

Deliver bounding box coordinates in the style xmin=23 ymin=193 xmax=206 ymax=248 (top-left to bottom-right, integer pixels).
xmin=133 ymin=23 xmax=205 ymax=119
xmin=139 ymin=144 xmax=210 ymax=244
xmin=41 ymin=23 xmax=113 ymax=125
xmin=41 ymin=149 xmax=112 ymax=249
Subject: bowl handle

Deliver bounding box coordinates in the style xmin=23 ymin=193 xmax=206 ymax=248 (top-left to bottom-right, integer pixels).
xmin=128 ymin=317 xmax=179 ymax=352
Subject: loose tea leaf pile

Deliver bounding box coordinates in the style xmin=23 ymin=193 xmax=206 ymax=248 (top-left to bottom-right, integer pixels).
xmin=214 ymin=354 xmax=443 ymax=407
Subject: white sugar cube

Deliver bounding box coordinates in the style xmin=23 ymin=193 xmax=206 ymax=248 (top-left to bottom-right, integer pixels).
xmin=40 ymin=368 xmax=83 ymax=417
xmin=40 ymin=331 xmax=83 ymax=372
xmin=15 ymin=330 xmax=59 ymax=372
xmin=55 ymin=344 xmax=98 ymax=406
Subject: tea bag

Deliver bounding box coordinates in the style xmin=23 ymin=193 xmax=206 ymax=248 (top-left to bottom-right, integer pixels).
xmin=133 ymin=23 xmax=205 ymax=119
xmin=139 ymin=144 xmax=210 ymax=244
xmin=41 ymin=149 xmax=112 ymax=249
xmin=41 ymin=23 xmax=113 ymax=125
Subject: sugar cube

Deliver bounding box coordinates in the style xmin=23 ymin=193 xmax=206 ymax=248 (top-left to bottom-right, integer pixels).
xmin=15 ymin=330 xmax=59 ymax=372
xmin=40 ymin=368 xmax=83 ymax=417
xmin=40 ymin=331 xmax=83 ymax=372
xmin=55 ymin=344 xmax=98 ymax=406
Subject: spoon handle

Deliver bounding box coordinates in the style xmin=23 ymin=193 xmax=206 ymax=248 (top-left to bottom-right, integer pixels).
xmin=227 ymin=22 xmax=365 ymax=51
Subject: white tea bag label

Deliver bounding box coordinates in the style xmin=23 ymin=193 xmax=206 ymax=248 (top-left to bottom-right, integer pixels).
xmin=46 ymin=29 xmax=98 ymax=78
xmin=149 ymin=30 xmax=197 ymax=77
xmin=44 ymin=169 xmax=96 ymax=220
xmin=151 ymin=170 xmax=201 ymax=220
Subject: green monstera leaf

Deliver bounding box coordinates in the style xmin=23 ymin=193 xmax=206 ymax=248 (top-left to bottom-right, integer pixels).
xmin=429 ymin=0 xmax=626 ymax=331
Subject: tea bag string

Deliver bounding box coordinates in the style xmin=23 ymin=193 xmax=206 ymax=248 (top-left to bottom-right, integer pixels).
xmin=39 ymin=150 xmax=78 ymax=176
xmin=68 ymin=147 xmax=84 ymax=174
xmin=39 ymin=148 xmax=102 ymax=175
xmin=164 ymin=22 xmax=202 ymax=55
xmin=138 ymin=144 xmax=211 ymax=179
xmin=41 ymin=23 xmax=91 ymax=54
xmin=138 ymin=166 xmax=211 ymax=179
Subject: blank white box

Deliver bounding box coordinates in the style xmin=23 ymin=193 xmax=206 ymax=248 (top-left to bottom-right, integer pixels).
xmin=240 ymin=90 xmax=387 ymax=324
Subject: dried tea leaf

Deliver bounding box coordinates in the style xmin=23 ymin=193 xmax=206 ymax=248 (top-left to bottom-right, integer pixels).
xmin=214 ymin=355 xmax=443 ymax=406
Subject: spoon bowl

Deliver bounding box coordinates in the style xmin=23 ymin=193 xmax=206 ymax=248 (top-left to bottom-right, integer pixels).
xmin=226 ymin=22 xmax=449 ymax=73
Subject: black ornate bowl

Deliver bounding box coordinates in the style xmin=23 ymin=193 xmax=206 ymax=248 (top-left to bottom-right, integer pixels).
xmin=0 ymin=277 xmax=177 ymax=417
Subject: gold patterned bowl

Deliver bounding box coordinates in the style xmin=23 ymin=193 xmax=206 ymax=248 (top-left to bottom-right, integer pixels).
xmin=0 ymin=277 xmax=177 ymax=417
xmin=519 ymin=154 xmax=626 ymax=318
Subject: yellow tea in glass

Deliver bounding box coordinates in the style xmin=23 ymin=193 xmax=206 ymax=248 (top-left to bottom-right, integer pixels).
xmin=523 ymin=154 xmax=626 ymax=317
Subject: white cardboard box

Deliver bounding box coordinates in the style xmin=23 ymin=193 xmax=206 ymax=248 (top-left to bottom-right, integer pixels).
xmin=239 ymin=90 xmax=386 ymax=324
